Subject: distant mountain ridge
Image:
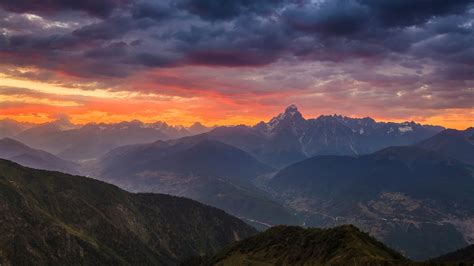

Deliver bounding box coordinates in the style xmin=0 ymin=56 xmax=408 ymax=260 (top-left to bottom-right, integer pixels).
xmin=204 ymin=105 xmax=444 ymax=167
xmin=0 ymin=138 xmax=79 ymax=174
xmin=0 ymin=159 xmax=256 ymax=265
xmin=417 ymin=127 xmax=474 ymax=165
xmin=3 ymin=106 xmax=443 ymax=164
xmin=266 ymin=146 xmax=474 ymax=260
xmin=96 ymin=138 xmax=298 ymax=229
xmin=0 ymin=119 xmax=33 ymax=138
xmin=13 ymin=119 xmax=214 ymax=161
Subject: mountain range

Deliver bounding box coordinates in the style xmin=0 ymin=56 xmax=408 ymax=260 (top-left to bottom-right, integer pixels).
xmin=83 ymin=106 xmax=470 ymax=260
xmin=0 ymin=138 xmax=79 ymax=174
xmin=196 ymin=105 xmax=444 ymax=168
xmin=4 ymin=160 xmax=473 ymax=265
xmin=418 ymin=127 xmax=474 ymax=165
xmin=267 ymin=146 xmax=474 ymax=260
xmin=1 ymin=118 xmax=214 ymax=161
xmin=0 ymin=119 xmax=33 ymax=138
xmin=2 ymin=106 xmax=443 ymax=165
xmin=1 ymin=106 xmax=472 ymax=261
xmin=95 ymin=138 xmax=298 ymax=229
xmin=0 ymin=159 xmax=256 ymax=265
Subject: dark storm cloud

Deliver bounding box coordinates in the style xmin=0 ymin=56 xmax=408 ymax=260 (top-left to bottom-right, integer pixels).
xmin=83 ymin=42 xmax=128 ymax=58
xmin=2 ymin=0 xmax=474 ymax=67
xmin=170 ymin=16 xmax=291 ymax=66
xmin=73 ymin=17 xmax=133 ymax=41
xmin=177 ymin=0 xmax=285 ymax=21
xmin=0 ymin=0 xmax=131 ymax=18
xmin=7 ymin=33 xmax=79 ymax=50
xmin=283 ymin=1 xmax=371 ymax=36
xmin=0 ymin=0 xmax=474 ymax=96
xmin=131 ymin=1 xmax=175 ymax=21
xmin=133 ymin=52 xmax=179 ymax=67
xmin=357 ymin=0 xmax=473 ymax=27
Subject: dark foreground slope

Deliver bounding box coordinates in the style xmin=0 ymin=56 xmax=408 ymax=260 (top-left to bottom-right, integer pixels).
xmin=187 ymin=225 xmax=407 ymax=265
xmin=431 ymin=244 xmax=474 ymax=264
xmin=0 ymin=159 xmax=256 ymax=265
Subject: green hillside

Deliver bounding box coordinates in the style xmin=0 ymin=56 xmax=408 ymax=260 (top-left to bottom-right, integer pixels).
xmin=0 ymin=159 xmax=256 ymax=265
xmin=190 ymin=225 xmax=407 ymax=265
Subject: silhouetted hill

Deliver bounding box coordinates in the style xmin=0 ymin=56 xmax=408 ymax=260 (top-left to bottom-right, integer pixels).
xmin=0 ymin=159 xmax=256 ymax=265
xmin=0 ymin=138 xmax=79 ymax=174
xmin=188 ymin=225 xmax=407 ymax=265
xmin=0 ymin=119 xmax=31 ymax=138
xmin=97 ymin=138 xmax=297 ymax=229
xmin=431 ymin=244 xmax=474 ymax=264
xmin=14 ymin=120 xmax=211 ymax=161
xmin=417 ymin=127 xmax=474 ymax=165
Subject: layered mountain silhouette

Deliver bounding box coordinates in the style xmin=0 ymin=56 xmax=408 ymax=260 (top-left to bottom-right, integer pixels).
xmin=0 ymin=138 xmax=79 ymax=174
xmin=4 ymin=106 xmax=466 ymax=261
xmin=198 ymin=105 xmax=444 ymax=167
xmin=0 ymin=159 xmax=256 ymax=265
xmin=0 ymin=119 xmax=32 ymax=138
xmin=187 ymin=225 xmax=407 ymax=265
xmin=5 ymin=106 xmax=441 ymax=165
xmin=100 ymin=138 xmax=272 ymax=182
xmin=417 ymin=127 xmax=474 ymax=165
xmin=267 ymin=146 xmax=474 ymax=260
xmin=13 ymin=119 xmax=213 ymax=161
xmin=96 ymin=138 xmax=298 ymax=228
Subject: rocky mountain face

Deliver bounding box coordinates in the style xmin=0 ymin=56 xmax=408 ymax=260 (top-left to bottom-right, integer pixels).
xmin=0 ymin=159 xmax=256 ymax=265
xmin=4 ymin=106 xmax=441 ymax=165
xmin=95 ymin=138 xmax=298 ymax=229
xmin=0 ymin=138 xmax=79 ymax=174
xmin=265 ymin=146 xmax=474 ymax=260
xmin=417 ymin=127 xmax=474 ymax=165
xmin=205 ymin=105 xmax=444 ymax=168
xmin=187 ymin=225 xmax=407 ymax=265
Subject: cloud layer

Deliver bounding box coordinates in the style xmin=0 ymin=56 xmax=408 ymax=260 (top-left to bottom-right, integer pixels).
xmin=1 ymin=0 xmax=473 ymax=128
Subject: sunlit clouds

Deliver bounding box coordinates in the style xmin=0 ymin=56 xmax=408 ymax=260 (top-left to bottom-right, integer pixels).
xmin=1 ymin=0 xmax=473 ymax=129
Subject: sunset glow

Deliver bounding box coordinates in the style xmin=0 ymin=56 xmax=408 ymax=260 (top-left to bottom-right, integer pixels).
xmin=0 ymin=1 xmax=473 ymax=129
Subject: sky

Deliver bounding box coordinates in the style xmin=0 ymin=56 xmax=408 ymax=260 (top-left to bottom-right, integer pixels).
xmin=0 ymin=0 xmax=473 ymax=129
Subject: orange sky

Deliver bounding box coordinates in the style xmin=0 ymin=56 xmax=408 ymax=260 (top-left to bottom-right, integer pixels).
xmin=1 ymin=72 xmax=472 ymax=130
xmin=0 ymin=1 xmax=473 ymax=131
xmin=0 ymin=81 xmax=474 ymax=129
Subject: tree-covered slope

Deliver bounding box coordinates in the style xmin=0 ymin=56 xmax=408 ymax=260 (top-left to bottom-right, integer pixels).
xmin=0 ymin=159 xmax=256 ymax=265
xmin=190 ymin=225 xmax=407 ymax=265
xmin=431 ymin=244 xmax=474 ymax=264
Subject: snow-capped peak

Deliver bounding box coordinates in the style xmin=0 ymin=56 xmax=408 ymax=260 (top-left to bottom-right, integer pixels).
xmin=258 ymin=105 xmax=306 ymax=136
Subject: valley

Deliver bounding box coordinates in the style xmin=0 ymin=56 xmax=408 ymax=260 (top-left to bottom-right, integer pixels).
xmin=1 ymin=106 xmax=473 ymax=262
xmin=2 ymin=1 xmax=474 ymax=263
